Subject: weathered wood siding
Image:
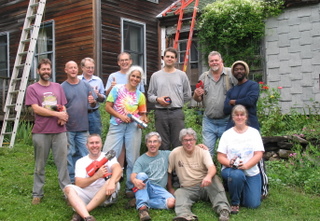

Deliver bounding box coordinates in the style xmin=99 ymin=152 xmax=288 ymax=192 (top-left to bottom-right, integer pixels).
xmin=0 ymin=0 xmax=94 ymax=83
xmin=100 ymin=0 xmax=175 ymax=84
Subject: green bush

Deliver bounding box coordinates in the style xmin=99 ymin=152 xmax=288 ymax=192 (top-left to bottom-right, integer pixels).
xmin=197 ymin=0 xmax=283 ymax=67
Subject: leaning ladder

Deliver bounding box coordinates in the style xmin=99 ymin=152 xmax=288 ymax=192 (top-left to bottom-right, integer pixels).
xmin=0 ymin=0 xmax=47 ymax=148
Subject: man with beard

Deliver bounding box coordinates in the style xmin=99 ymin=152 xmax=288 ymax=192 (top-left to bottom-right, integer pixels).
xmin=25 ymin=58 xmax=70 ymax=204
xmin=193 ymin=51 xmax=237 ymax=156
xmin=223 ymin=61 xmax=259 ymax=130
xmin=223 ymin=60 xmax=268 ymax=198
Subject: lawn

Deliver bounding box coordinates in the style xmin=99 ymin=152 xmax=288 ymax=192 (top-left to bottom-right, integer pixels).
xmin=0 ymin=143 xmax=319 ymax=221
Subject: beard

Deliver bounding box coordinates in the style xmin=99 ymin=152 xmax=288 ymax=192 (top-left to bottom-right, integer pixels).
xmin=235 ymin=73 xmax=246 ymax=81
xmin=39 ymin=73 xmax=51 ymax=81
xmin=211 ymin=66 xmax=220 ymax=72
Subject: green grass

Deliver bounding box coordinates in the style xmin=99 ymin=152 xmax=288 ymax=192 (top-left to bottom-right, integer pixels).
xmin=0 ymin=143 xmax=319 ymax=221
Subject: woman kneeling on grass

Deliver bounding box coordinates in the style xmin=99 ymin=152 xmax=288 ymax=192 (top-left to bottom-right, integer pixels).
xmin=217 ymin=104 xmax=264 ymax=214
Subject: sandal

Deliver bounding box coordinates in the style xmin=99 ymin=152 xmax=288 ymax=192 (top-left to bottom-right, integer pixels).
xmin=231 ymin=205 xmax=239 ymax=214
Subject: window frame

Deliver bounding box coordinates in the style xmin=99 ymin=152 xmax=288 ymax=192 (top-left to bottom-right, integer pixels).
xmin=0 ymin=32 xmax=10 ymax=78
xmin=121 ymin=18 xmax=147 ymax=83
xmin=32 ymin=20 xmax=56 ymax=81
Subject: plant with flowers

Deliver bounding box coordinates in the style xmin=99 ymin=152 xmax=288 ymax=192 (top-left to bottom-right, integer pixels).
xmin=198 ymin=0 xmax=283 ymax=67
xmin=257 ymin=82 xmax=285 ymax=136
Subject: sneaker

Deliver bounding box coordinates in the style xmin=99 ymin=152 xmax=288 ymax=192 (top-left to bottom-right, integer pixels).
xmin=219 ymin=209 xmax=230 ymax=221
xmin=31 ymin=197 xmax=41 ymax=205
xmin=84 ymin=216 xmax=96 ymax=221
xmin=139 ymin=208 xmax=151 ymax=221
xmin=71 ymin=213 xmax=83 ymax=221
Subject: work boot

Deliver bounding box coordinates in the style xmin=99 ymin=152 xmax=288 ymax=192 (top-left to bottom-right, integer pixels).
xmin=84 ymin=216 xmax=96 ymax=221
xmin=31 ymin=197 xmax=41 ymax=205
xmin=219 ymin=209 xmax=230 ymax=221
xmin=139 ymin=206 xmax=151 ymax=221
xmin=70 ymin=213 xmax=83 ymax=221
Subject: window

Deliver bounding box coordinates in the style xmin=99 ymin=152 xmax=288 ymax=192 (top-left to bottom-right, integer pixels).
xmin=32 ymin=21 xmax=55 ymax=81
xmin=178 ymin=40 xmax=199 ymax=69
xmin=121 ymin=18 xmax=146 ymax=82
xmin=0 ymin=32 xmax=10 ymax=78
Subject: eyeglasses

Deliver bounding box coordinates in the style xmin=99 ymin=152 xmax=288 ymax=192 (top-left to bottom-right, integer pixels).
xmin=119 ymin=59 xmax=130 ymax=63
xmin=182 ymin=139 xmax=195 ymax=143
xmin=84 ymin=66 xmax=94 ymax=70
xmin=147 ymin=140 xmax=159 ymax=144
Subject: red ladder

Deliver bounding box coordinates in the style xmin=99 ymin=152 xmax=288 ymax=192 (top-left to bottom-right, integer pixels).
xmin=162 ymin=0 xmax=200 ymax=72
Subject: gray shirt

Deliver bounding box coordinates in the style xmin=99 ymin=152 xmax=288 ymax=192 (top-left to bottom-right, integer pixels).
xmin=148 ymin=69 xmax=191 ymax=108
xmin=199 ymin=67 xmax=236 ymax=119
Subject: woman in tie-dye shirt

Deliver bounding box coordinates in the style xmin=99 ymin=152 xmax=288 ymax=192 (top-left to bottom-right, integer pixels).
xmin=103 ymin=65 xmax=148 ymax=194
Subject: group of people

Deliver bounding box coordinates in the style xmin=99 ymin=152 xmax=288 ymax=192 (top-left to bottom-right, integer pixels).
xmin=25 ymin=47 xmax=267 ymax=221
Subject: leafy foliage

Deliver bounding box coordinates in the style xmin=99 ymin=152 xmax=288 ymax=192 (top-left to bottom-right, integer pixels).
xmin=197 ymin=0 xmax=283 ymax=67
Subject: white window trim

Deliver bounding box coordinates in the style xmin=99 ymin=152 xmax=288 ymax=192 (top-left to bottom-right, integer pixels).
xmin=121 ymin=18 xmax=147 ymax=83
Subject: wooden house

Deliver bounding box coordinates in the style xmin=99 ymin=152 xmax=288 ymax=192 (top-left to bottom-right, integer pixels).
xmin=0 ymin=0 xmax=176 ymax=117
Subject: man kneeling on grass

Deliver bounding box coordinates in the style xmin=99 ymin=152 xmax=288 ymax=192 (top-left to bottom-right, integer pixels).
xmin=64 ymin=134 xmax=122 ymax=221
xmin=130 ymin=132 xmax=175 ymax=221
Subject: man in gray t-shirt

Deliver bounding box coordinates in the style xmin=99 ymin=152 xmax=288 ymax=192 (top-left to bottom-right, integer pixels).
xmin=193 ymin=51 xmax=237 ymax=156
xmin=148 ymin=47 xmax=191 ymax=150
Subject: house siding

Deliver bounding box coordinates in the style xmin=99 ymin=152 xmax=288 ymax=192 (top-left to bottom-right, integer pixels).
xmin=264 ymin=3 xmax=320 ymax=113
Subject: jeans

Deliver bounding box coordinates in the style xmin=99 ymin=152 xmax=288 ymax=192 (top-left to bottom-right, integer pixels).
xmin=88 ymin=109 xmax=102 ymax=135
xmin=221 ymin=168 xmax=261 ymax=208
xmin=155 ymin=109 xmax=184 ymax=150
xmin=67 ymin=131 xmax=89 ymax=183
xmin=174 ymin=176 xmax=230 ymax=219
xmin=202 ymin=115 xmax=229 ymax=156
xmin=32 ymin=133 xmax=70 ymax=197
xmin=135 ymin=172 xmax=174 ymax=210
xmin=103 ymin=122 xmax=141 ymax=190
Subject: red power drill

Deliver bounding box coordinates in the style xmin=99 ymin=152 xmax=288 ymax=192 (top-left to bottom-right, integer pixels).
xmin=196 ymin=80 xmax=204 ymax=89
xmin=86 ymin=150 xmax=116 ymax=180
xmin=51 ymin=104 xmax=64 ymax=112
xmin=132 ymin=179 xmax=148 ymax=193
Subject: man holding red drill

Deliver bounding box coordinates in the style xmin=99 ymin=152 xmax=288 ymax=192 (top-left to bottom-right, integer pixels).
xmin=64 ymin=134 xmax=122 ymax=221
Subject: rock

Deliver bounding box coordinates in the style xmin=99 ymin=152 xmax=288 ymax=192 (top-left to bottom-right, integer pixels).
xmin=278 ymin=149 xmax=294 ymax=159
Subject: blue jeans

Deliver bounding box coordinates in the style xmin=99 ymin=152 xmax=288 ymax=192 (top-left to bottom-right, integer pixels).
xmin=88 ymin=109 xmax=102 ymax=135
xmin=221 ymin=168 xmax=261 ymax=208
xmin=135 ymin=172 xmax=174 ymax=210
xmin=202 ymin=115 xmax=229 ymax=156
xmin=67 ymin=131 xmax=89 ymax=183
xmin=103 ymin=122 xmax=141 ymax=190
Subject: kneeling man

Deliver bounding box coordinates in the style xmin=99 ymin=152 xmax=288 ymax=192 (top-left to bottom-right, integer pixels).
xmin=168 ymin=128 xmax=230 ymax=221
xmin=131 ymin=132 xmax=175 ymax=221
xmin=64 ymin=134 xmax=122 ymax=221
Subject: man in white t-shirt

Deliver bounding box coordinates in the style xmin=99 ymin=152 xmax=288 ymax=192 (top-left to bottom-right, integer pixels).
xmin=168 ymin=128 xmax=230 ymax=221
xmin=64 ymin=134 xmax=122 ymax=221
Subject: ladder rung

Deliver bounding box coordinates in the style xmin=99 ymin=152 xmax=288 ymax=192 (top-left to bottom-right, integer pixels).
xmin=6 ymin=104 xmax=16 ymax=108
xmin=21 ymin=39 xmax=31 ymax=43
xmin=6 ymin=118 xmax=16 ymax=122
xmin=24 ymin=26 xmax=34 ymax=32
xmin=30 ymin=2 xmax=39 ymax=8
xmin=15 ymin=64 xmax=25 ymax=69
xmin=10 ymin=90 xmax=19 ymax=95
xmin=3 ymin=132 xmax=13 ymax=135
xmin=19 ymin=52 xmax=28 ymax=56
xmin=27 ymin=14 xmax=36 ymax=20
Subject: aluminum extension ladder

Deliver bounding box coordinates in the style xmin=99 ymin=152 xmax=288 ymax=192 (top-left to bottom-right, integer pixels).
xmin=0 ymin=0 xmax=47 ymax=148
